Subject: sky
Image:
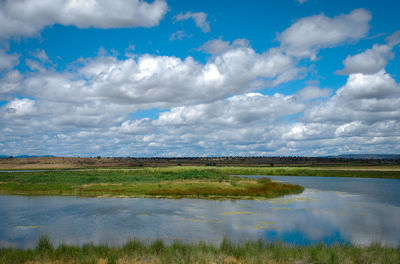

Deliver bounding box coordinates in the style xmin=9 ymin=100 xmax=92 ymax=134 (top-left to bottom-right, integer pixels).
xmin=0 ymin=0 xmax=400 ymax=157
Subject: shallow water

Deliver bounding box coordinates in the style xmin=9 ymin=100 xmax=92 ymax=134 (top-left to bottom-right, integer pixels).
xmin=0 ymin=176 xmax=399 ymax=249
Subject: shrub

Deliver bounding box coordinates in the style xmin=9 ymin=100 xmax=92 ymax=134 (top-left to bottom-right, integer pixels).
xmin=35 ymin=235 xmax=53 ymax=252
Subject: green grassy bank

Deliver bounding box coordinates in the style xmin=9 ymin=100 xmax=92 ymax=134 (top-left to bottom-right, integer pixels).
xmin=0 ymin=167 xmax=304 ymax=199
xmin=1 ymin=236 xmax=399 ymax=264
xmin=216 ymin=166 xmax=400 ymax=179
xmin=1 ymin=166 xmax=399 ymax=198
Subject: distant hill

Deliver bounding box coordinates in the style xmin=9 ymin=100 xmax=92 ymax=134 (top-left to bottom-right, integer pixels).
xmin=1 ymin=154 xmax=399 ymax=160
xmin=327 ymin=154 xmax=400 ymax=160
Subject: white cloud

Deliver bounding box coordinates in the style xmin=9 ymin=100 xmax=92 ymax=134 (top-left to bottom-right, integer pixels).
xmin=169 ymin=30 xmax=191 ymax=41
xmin=10 ymin=45 xmax=297 ymax=108
xmin=200 ymin=39 xmax=231 ymax=55
xmin=282 ymin=123 xmax=333 ymax=141
xmin=153 ymin=92 xmax=305 ymax=127
xmin=0 ymin=50 xmax=19 ymax=70
xmin=337 ymin=31 xmax=400 ymax=75
xmin=337 ymin=70 xmax=399 ymax=100
xmin=334 ymin=121 xmax=364 ymax=137
xmin=1 ymin=9 xmax=400 ymax=157
xmin=305 ymin=70 xmax=400 ymax=124
xmin=0 ymin=42 xmax=301 ymax=156
xmin=279 ymin=8 xmax=371 ymax=59
xmin=296 ymin=86 xmax=331 ymax=101
xmin=338 ymin=44 xmax=392 ymax=75
xmin=295 ymin=0 xmax=308 ymax=4
xmin=0 ymin=70 xmax=23 ymax=97
xmin=199 ymin=38 xmax=250 ymax=55
xmin=174 ymin=11 xmax=210 ymax=33
xmin=25 ymin=59 xmax=47 ymax=72
xmin=32 ymin=50 xmax=50 ymax=62
xmin=2 ymin=75 xmax=400 ymax=156
xmin=3 ymin=98 xmax=37 ymax=117
xmin=0 ymin=0 xmax=168 ymax=38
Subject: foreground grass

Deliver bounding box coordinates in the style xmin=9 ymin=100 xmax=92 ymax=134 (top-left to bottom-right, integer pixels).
xmin=1 ymin=236 xmax=399 ymax=264
xmin=0 ymin=167 xmax=305 ymax=199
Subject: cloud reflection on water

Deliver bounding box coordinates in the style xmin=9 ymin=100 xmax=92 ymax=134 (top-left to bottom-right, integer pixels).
xmin=0 ymin=177 xmax=400 ymax=249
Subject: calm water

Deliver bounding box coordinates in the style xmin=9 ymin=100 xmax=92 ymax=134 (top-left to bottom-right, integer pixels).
xmin=0 ymin=176 xmax=399 ymax=249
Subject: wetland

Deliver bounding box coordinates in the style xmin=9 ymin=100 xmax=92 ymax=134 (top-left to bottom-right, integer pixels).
xmin=1 ymin=166 xmax=400 ymax=263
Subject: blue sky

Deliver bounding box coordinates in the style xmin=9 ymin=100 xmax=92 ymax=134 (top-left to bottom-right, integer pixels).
xmin=0 ymin=0 xmax=399 ymax=157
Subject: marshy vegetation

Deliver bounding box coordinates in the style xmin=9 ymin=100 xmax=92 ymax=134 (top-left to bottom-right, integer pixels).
xmin=217 ymin=166 xmax=400 ymax=179
xmin=1 ymin=235 xmax=399 ymax=264
xmin=1 ymin=166 xmax=399 ymax=198
xmin=0 ymin=167 xmax=306 ymax=199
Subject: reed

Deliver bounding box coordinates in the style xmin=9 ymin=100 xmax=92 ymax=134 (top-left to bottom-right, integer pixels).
xmin=1 ymin=235 xmax=399 ymax=264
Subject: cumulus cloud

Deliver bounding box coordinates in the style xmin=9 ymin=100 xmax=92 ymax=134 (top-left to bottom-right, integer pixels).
xmin=0 ymin=0 xmax=168 ymax=38
xmin=0 ymin=42 xmax=301 ymax=156
xmin=6 ymin=45 xmax=297 ymax=108
xmin=174 ymin=11 xmax=210 ymax=33
xmin=337 ymin=31 xmax=400 ymax=75
xmin=105 ymin=75 xmax=400 ymax=157
xmin=200 ymin=39 xmax=231 ymax=55
xmin=337 ymin=44 xmax=392 ymax=75
xmin=199 ymin=38 xmax=250 ymax=56
xmin=153 ymin=92 xmax=305 ymax=127
xmin=150 ymin=88 xmax=329 ymax=131
xmin=296 ymin=86 xmax=331 ymax=101
xmin=108 ymin=91 xmax=323 ymax=156
xmin=337 ymin=70 xmax=399 ymax=100
xmin=2 ymin=70 xmax=400 ymax=156
xmin=279 ymin=8 xmax=371 ymax=59
xmin=1 ymin=9 xmax=400 ymax=157
xmin=3 ymin=98 xmax=37 ymax=117
xmin=305 ymin=70 xmax=400 ymax=124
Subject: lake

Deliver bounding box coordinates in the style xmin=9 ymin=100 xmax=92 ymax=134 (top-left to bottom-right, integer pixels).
xmin=0 ymin=176 xmax=399 ymax=249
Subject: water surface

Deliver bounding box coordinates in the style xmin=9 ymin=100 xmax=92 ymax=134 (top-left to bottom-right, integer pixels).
xmin=0 ymin=176 xmax=399 ymax=249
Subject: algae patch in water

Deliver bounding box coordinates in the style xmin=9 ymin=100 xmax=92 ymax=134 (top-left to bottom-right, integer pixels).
xmin=234 ymin=205 xmax=252 ymax=208
xmin=237 ymin=222 xmax=279 ymax=230
xmin=16 ymin=225 xmax=40 ymax=229
xmin=256 ymin=221 xmax=276 ymax=225
xmin=268 ymin=197 xmax=315 ymax=205
xmin=272 ymin=207 xmax=291 ymax=211
xmin=179 ymin=217 xmax=211 ymax=223
xmin=218 ymin=211 xmax=258 ymax=215
xmin=138 ymin=214 xmax=149 ymax=217
xmin=179 ymin=216 xmax=224 ymax=224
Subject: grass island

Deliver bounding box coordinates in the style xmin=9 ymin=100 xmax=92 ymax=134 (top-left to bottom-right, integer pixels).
xmin=0 ymin=167 xmax=306 ymax=199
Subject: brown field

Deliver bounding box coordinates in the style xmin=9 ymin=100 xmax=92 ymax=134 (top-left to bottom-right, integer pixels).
xmin=1 ymin=156 xmax=399 ymax=170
